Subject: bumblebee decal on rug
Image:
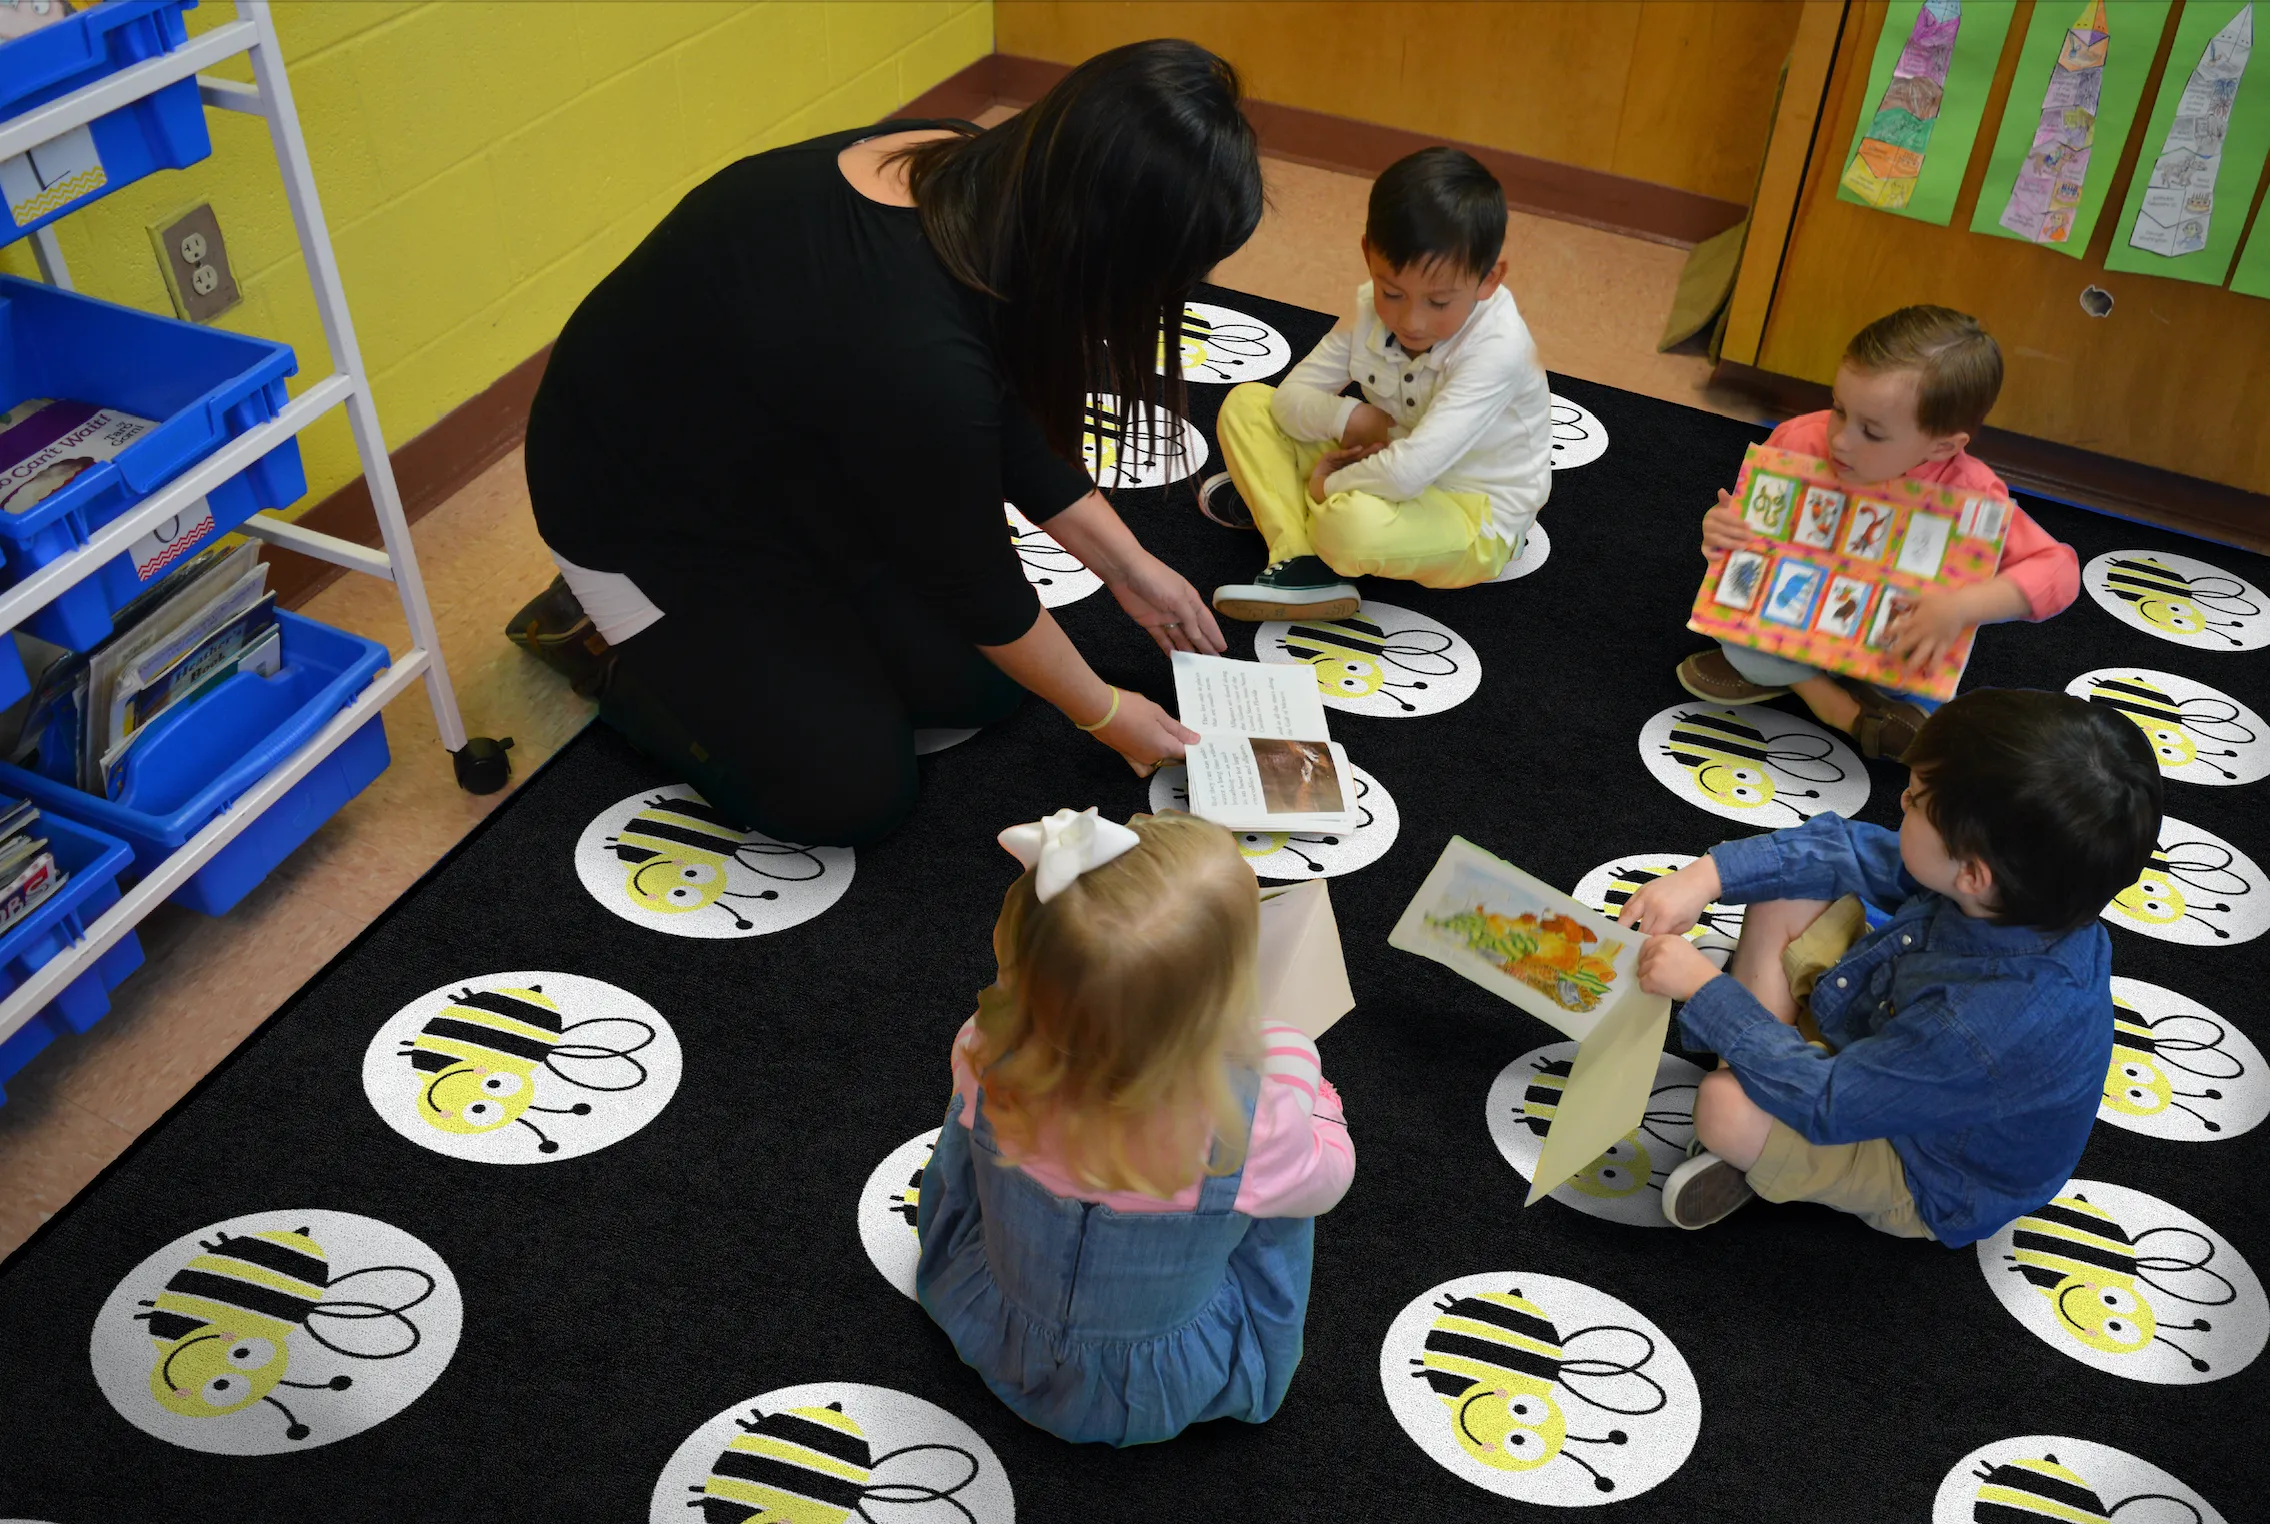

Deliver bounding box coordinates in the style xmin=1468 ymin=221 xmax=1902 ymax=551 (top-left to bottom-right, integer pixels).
xmin=650 ymin=1382 xmax=1014 ymax=1523
xmin=1548 ymin=395 xmax=1608 ymax=470
xmin=1637 ymin=703 xmax=1869 ymax=827
xmin=1255 ymin=601 xmax=1481 ymax=717
xmin=1975 ymin=1178 xmax=2266 ymax=1384
xmin=2100 ymin=815 xmax=2267 ymax=946
xmin=857 ymin=1129 xmax=939 ymax=1300
xmin=2084 ymin=551 xmax=2268 ymax=650
xmin=575 ymin=785 xmax=854 ymax=939
xmin=1572 ymin=854 xmax=1746 ymax=965
xmin=1486 ymin=1045 xmax=1705 ymax=1228
xmin=1005 ymin=503 xmax=1100 ymax=608
xmin=1932 ymin=1436 xmax=2226 ymax=1524
xmin=1149 ymin=760 xmax=1400 ymax=878
xmin=2065 ymin=668 xmax=2269 ymax=786
xmin=360 ymin=971 xmax=681 ymax=1163
xmin=1161 ymin=301 xmax=1291 ymax=383
xmin=2101 ymin=977 xmax=2267 ymax=1142
xmin=1491 ymin=522 xmax=1552 ymax=582
xmin=1080 ymin=393 xmax=1207 ymax=490
xmin=1379 ymin=1272 xmax=1700 ymax=1504
xmin=90 ymin=1209 xmax=462 ymax=1453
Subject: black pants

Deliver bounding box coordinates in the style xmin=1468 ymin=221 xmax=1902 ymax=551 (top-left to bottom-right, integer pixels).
xmin=596 ymin=567 xmax=1022 ymax=847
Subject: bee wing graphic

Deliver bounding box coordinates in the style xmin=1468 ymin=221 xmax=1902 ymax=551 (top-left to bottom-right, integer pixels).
xmin=2177 ymin=694 xmax=2254 ymax=743
xmin=731 ymin=841 xmax=829 ymax=882
xmin=545 ymin=1026 xmax=656 ymax=1092
xmin=1552 ymin=1323 xmax=1669 ymax=1416
xmin=2131 ymin=1226 xmax=2239 ymax=1308
xmin=2160 ymin=841 xmax=2251 ymax=897
xmin=303 ymin=1265 xmax=436 ymax=1360
xmin=860 ymin=1442 xmax=981 ymax=1521
xmin=2146 ymin=1015 xmax=2244 ymax=1079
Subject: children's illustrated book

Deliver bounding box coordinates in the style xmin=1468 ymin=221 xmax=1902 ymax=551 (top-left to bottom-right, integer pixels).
xmin=1391 ymin=837 xmax=1672 ymax=1204
xmin=0 ymin=399 xmax=221 ymax=582
xmin=1686 ymin=444 xmax=2014 ymax=701
xmin=1171 ymin=651 xmax=1358 ymax=833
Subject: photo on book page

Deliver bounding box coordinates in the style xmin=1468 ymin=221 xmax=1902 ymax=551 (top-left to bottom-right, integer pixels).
xmin=1184 ymin=735 xmax=1357 ymax=833
xmin=1252 ymin=737 xmax=1344 ymax=816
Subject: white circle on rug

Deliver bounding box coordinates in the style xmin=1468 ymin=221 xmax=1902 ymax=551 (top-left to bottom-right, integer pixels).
xmin=914 ymin=727 xmax=980 ymax=755
xmin=1255 ymin=601 xmax=1481 ymax=717
xmin=651 ymin=1382 xmax=1014 ymax=1523
xmin=1081 ymin=392 xmax=1207 ymax=490
xmin=2085 ymin=550 xmax=2270 ymax=651
xmin=1571 ymin=853 xmax=1745 ymax=964
xmin=1149 ymin=761 xmax=1400 ymax=879
xmin=1931 ymin=1436 xmax=2228 ymax=1524
xmin=575 ymin=786 xmax=854 ymax=940
xmin=1381 ymin=1271 xmax=1700 ymax=1504
xmin=2102 ymin=814 xmax=2268 ymax=947
xmin=2103 ymin=977 xmax=2268 ymax=1143
xmin=1975 ymin=1178 xmax=2266 ymax=1385
xmin=1492 ymin=521 xmax=1552 ymax=582
xmin=1638 ymin=703 xmax=1869 ymax=829
xmin=90 ymin=1209 xmax=462 ymax=1454
xmin=360 ymin=972 xmax=680 ymax=1163
xmin=858 ymin=1129 xmax=939 ymax=1300
xmin=1548 ymin=395 xmax=1608 ymax=470
xmin=2065 ymin=668 xmax=2270 ymax=786
xmin=1487 ymin=1045 xmax=1705 ymax=1228
xmin=1164 ymin=301 xmax=1292 ymax=383
xmin=1005 ymin=502 xmax=1101 ymax=608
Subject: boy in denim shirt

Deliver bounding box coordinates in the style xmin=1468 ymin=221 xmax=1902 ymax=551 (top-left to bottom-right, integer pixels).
xmin=1617 ymin=690 xmax=2162 ymax=1245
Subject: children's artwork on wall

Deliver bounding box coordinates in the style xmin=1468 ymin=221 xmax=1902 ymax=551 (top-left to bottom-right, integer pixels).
xmin=2084 ymin=549 xmax=2270 ymax=649
xmin=1761 ymin=558 xmax=1828 ymax=627
xmin=1255 ymin=602 xmax=1482 ymax=717
xmin=1080 ymin=393 xmax=1208 ymax=489
xmin=573 ymin=786 xmax=854 ymax=939
xmin=1637 ymin=703 xmax=1871 ymax=828
xmin=2098 ymin=977 xmax=2268 ymax=1142
xmin=2101 ymin=814 xmax=2269 ymax=946
xmin=858 ymin=1129 xmax=939 ymax=1299
xmin=1712 ymin=549 xmax=1767 ymax=608
xmin=1971 ymin=2 xmax=2176 ymax=253
xmin=2065 ymin=667 xmax=2270 ymax=784
xmin=1930 ymin=1436 xmax=2230 ymax=1524
xmin=1838 ymin=1 xmax=2017 ymax=223
xmin=1974 ymin=1178 xmax=2266 ymax=1384
xmin=1490 ymin=520 xmax=1551 ymax=581
xmin=2104 ymin=2 xmax=2270 ymax=285
xmin=1005 ymin=503 xmax=1101 ymax=608
xmin=1793 ymin=485 xmax=1847 ymax=548
xmin=1547 ymin=395 xmax=1609 ymax=470
xmin=1486 ymin=1045 xmax=1706 ymax=1228
xmin=1162 ymin=301 xmax=1292 ymax=384
xmin=1150 ymin=760 xmax=1400 ymax=878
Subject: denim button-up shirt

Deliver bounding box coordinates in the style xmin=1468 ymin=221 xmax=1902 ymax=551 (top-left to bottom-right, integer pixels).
xmin=1680 ymin=813 xmax=2113 ymax=1247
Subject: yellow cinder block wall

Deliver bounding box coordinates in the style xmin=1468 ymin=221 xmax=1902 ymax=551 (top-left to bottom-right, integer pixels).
xmin=1 ymin=1 xmax=994 ymax=517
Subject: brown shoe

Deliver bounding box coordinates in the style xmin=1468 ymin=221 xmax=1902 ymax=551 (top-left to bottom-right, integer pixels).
xmin=1661 ymin=1149 xmax=1755 ymax=1229
xmin=1676 ymin=649 xmax=1790 ymax=705
xmin=1847 ymin=682 xmax=1927 ymax=762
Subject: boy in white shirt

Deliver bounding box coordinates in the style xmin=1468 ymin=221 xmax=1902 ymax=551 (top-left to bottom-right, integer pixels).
xmin=1209 ymin=148 xmax=1553 ymax=622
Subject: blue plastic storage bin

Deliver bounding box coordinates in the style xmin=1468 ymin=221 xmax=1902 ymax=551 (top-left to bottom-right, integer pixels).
xmin=0 ymin=808 xmax=144 ymax=1106
xmin=0 ymin=275 xmax=306 ymax=654
xmin=0 ymin=1 xmax=210 ymax=246
xmin=0 ymin=610 xmax=390 ymax=916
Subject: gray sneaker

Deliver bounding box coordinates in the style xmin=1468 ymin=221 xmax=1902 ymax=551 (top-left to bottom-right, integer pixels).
xmin=1212 ymin=556 xmax=1361 ymax=623
xmin=1660 ymin=1148 xmax=1755 ymax=1229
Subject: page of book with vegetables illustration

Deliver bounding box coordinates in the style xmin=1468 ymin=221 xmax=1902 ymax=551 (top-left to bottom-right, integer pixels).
xmin=1685 ymin=444 xmax=2012 ymax=701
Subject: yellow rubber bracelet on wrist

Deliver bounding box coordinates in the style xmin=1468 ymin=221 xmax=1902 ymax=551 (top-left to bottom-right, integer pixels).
xmin=1075 ymin=686 xmax=1122 ymax=732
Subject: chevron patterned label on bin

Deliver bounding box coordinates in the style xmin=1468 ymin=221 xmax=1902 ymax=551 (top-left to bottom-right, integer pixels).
xmin=1 ymin=124 xmax=108 ymax=228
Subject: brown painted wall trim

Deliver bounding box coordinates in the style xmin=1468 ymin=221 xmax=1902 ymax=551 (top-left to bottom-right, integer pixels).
xmin=1713 ymin=360 xmax=2270 ymax=556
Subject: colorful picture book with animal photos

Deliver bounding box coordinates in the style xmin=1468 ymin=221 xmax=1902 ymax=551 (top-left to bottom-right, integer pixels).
xmin=1686 ymin=444 xmax=2014 ymax=701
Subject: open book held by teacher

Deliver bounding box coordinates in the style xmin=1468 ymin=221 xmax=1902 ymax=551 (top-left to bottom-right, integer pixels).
xmin=1171 ymin=652 xmax=1358 ymax=834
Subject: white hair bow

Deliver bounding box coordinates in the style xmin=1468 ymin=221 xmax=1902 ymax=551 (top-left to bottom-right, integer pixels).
xmin=998 ymin=808 xmax=1142 ymax=903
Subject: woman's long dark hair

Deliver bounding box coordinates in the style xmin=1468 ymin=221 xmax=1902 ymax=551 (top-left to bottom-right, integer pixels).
xmin=895 ymin=40 xmax=1264 ymax=461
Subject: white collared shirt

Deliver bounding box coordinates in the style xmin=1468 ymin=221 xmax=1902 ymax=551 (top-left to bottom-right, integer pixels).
xmin=1270 ymin=281 xmax=1552 ymax=544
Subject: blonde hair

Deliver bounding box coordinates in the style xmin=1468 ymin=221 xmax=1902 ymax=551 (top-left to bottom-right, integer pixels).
xmin=1844 ymin=305 xmax=2003 ymax=439
xmin=970 ymin=812 xmax=1259 ymax=1197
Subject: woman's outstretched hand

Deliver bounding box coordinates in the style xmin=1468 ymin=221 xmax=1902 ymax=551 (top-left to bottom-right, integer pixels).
xmin=1108 ymin=547 xmax=1227 ymax=657
xmin=1091 ymin=688 xmax=1199 ymax=777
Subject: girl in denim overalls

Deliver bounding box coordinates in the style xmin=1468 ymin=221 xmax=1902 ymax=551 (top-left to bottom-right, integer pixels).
xmin=916 ymin=810 xmax=1355 ymax=1446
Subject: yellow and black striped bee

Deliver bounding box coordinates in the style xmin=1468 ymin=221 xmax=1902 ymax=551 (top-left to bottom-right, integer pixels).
xmin=1273 ymin=613 xmax=1458 ymax=711
xmin=1407 ymin=1286 xmax=1666 ymax=1492
xmin=2002 ymin=1193 xmax=2232 ymax=1371
xmin=1517 ymin=1060 xmax=1696 ymax=1201
xmin=1967 ymin=1450 xmax=2203 ymax=1524
xmin=1173 ymin=306 xmax=1278 ymax=382
xmin=1588 ymin=861 xmax=1746 ymax=950
xmin=398 ymin=982 xmax=656 ymax=1152
xmin=1081 ymin=394 xmax=1186 ymax=487
xmin=132 ymin=1226 xmax=433 ymax=1440
xmin=2109 ymin=840 xmax=2251 ymax=941
xmin=2078 ymin=673 xmax=2254 ymax=780
xmin=1659 ymin=709 xmax=1846 ymax=825
xmin=605 ymin=794 xmax=826 ymax=930
xmin=885 ymin=1153 xmax=928 ymax=1233
xmin=2098 ymin=556 xmax=2260 ymax=645
xmin=2104 ymin=996 xmax=2241 ymax=1134
xmin=686 ymin=1399 xmax=978 ymax=1523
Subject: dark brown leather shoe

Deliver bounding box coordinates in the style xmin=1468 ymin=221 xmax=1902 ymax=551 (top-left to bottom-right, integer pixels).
xmin=505 ymin=575 xmax=615 ymax=697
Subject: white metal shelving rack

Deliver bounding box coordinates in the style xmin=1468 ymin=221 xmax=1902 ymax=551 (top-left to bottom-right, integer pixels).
xmin=0 ymin=0 xmax=510 ymax=1053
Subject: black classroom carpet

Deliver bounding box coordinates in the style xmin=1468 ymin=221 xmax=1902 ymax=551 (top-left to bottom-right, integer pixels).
xmin=2 ymin=283 xmax=2266 ymax=1523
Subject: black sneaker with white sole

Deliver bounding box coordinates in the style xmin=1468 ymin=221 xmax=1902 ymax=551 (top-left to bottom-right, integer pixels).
xmin=1660 ymin=1148 xmax=1756 ymax=1229
xmin=1196 ymin=471 xmax=1253 ymax=530
xmin=1212 ymin=556 xmax=1361 ymax=623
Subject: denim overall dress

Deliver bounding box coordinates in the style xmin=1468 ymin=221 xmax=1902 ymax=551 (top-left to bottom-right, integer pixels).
xmin=914 ymin=1071 xmax=1316 ymax=1446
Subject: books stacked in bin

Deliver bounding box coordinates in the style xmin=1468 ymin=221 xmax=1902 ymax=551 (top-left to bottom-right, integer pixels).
xmin=0 ymin=395 xmax=221 ymax=585
xmin=0 ymin=794 xmax=62 ymax=935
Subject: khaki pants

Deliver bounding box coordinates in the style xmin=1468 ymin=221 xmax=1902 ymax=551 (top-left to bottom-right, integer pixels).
xmin=1745 ymin=895 xmax=1934 ymax=1241
xmin=1215 ymin=383 xmax=1515 ymax=587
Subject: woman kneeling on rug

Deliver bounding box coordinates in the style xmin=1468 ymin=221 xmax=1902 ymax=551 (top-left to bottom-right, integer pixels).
xmin=918 ymin=809 xmax=1355 ymax=1445
xmin=517 ymin=42 xmax=1257 ymax=845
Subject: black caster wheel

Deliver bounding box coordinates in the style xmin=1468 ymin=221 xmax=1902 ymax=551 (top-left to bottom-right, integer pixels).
xmin=452 ymin=735 xmax=515 ymax=794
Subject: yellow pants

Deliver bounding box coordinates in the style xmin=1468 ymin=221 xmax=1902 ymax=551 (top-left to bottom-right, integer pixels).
xmin=1215 ymin=383 xmax=1514 ymax=587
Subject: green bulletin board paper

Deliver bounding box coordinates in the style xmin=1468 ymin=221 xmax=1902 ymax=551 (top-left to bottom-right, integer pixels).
xmin=1837 ymin=0 xmax=2020 ymax=225
xmin=2103 ymin=1 xmax=2270 ymax=285
xmin=1969 ymin=1 xmax=2175 ymax=255
xmin=2234 ymin=208 xmax=2270 ymax=297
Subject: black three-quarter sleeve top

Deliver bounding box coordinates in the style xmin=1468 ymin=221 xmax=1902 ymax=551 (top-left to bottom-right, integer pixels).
xmin=524 ymin=122 xmax=1095 ymax=649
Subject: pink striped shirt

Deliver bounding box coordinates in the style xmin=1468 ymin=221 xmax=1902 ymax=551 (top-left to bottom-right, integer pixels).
xmin=949 ymin=1019 xmax=1355 ymax=1219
